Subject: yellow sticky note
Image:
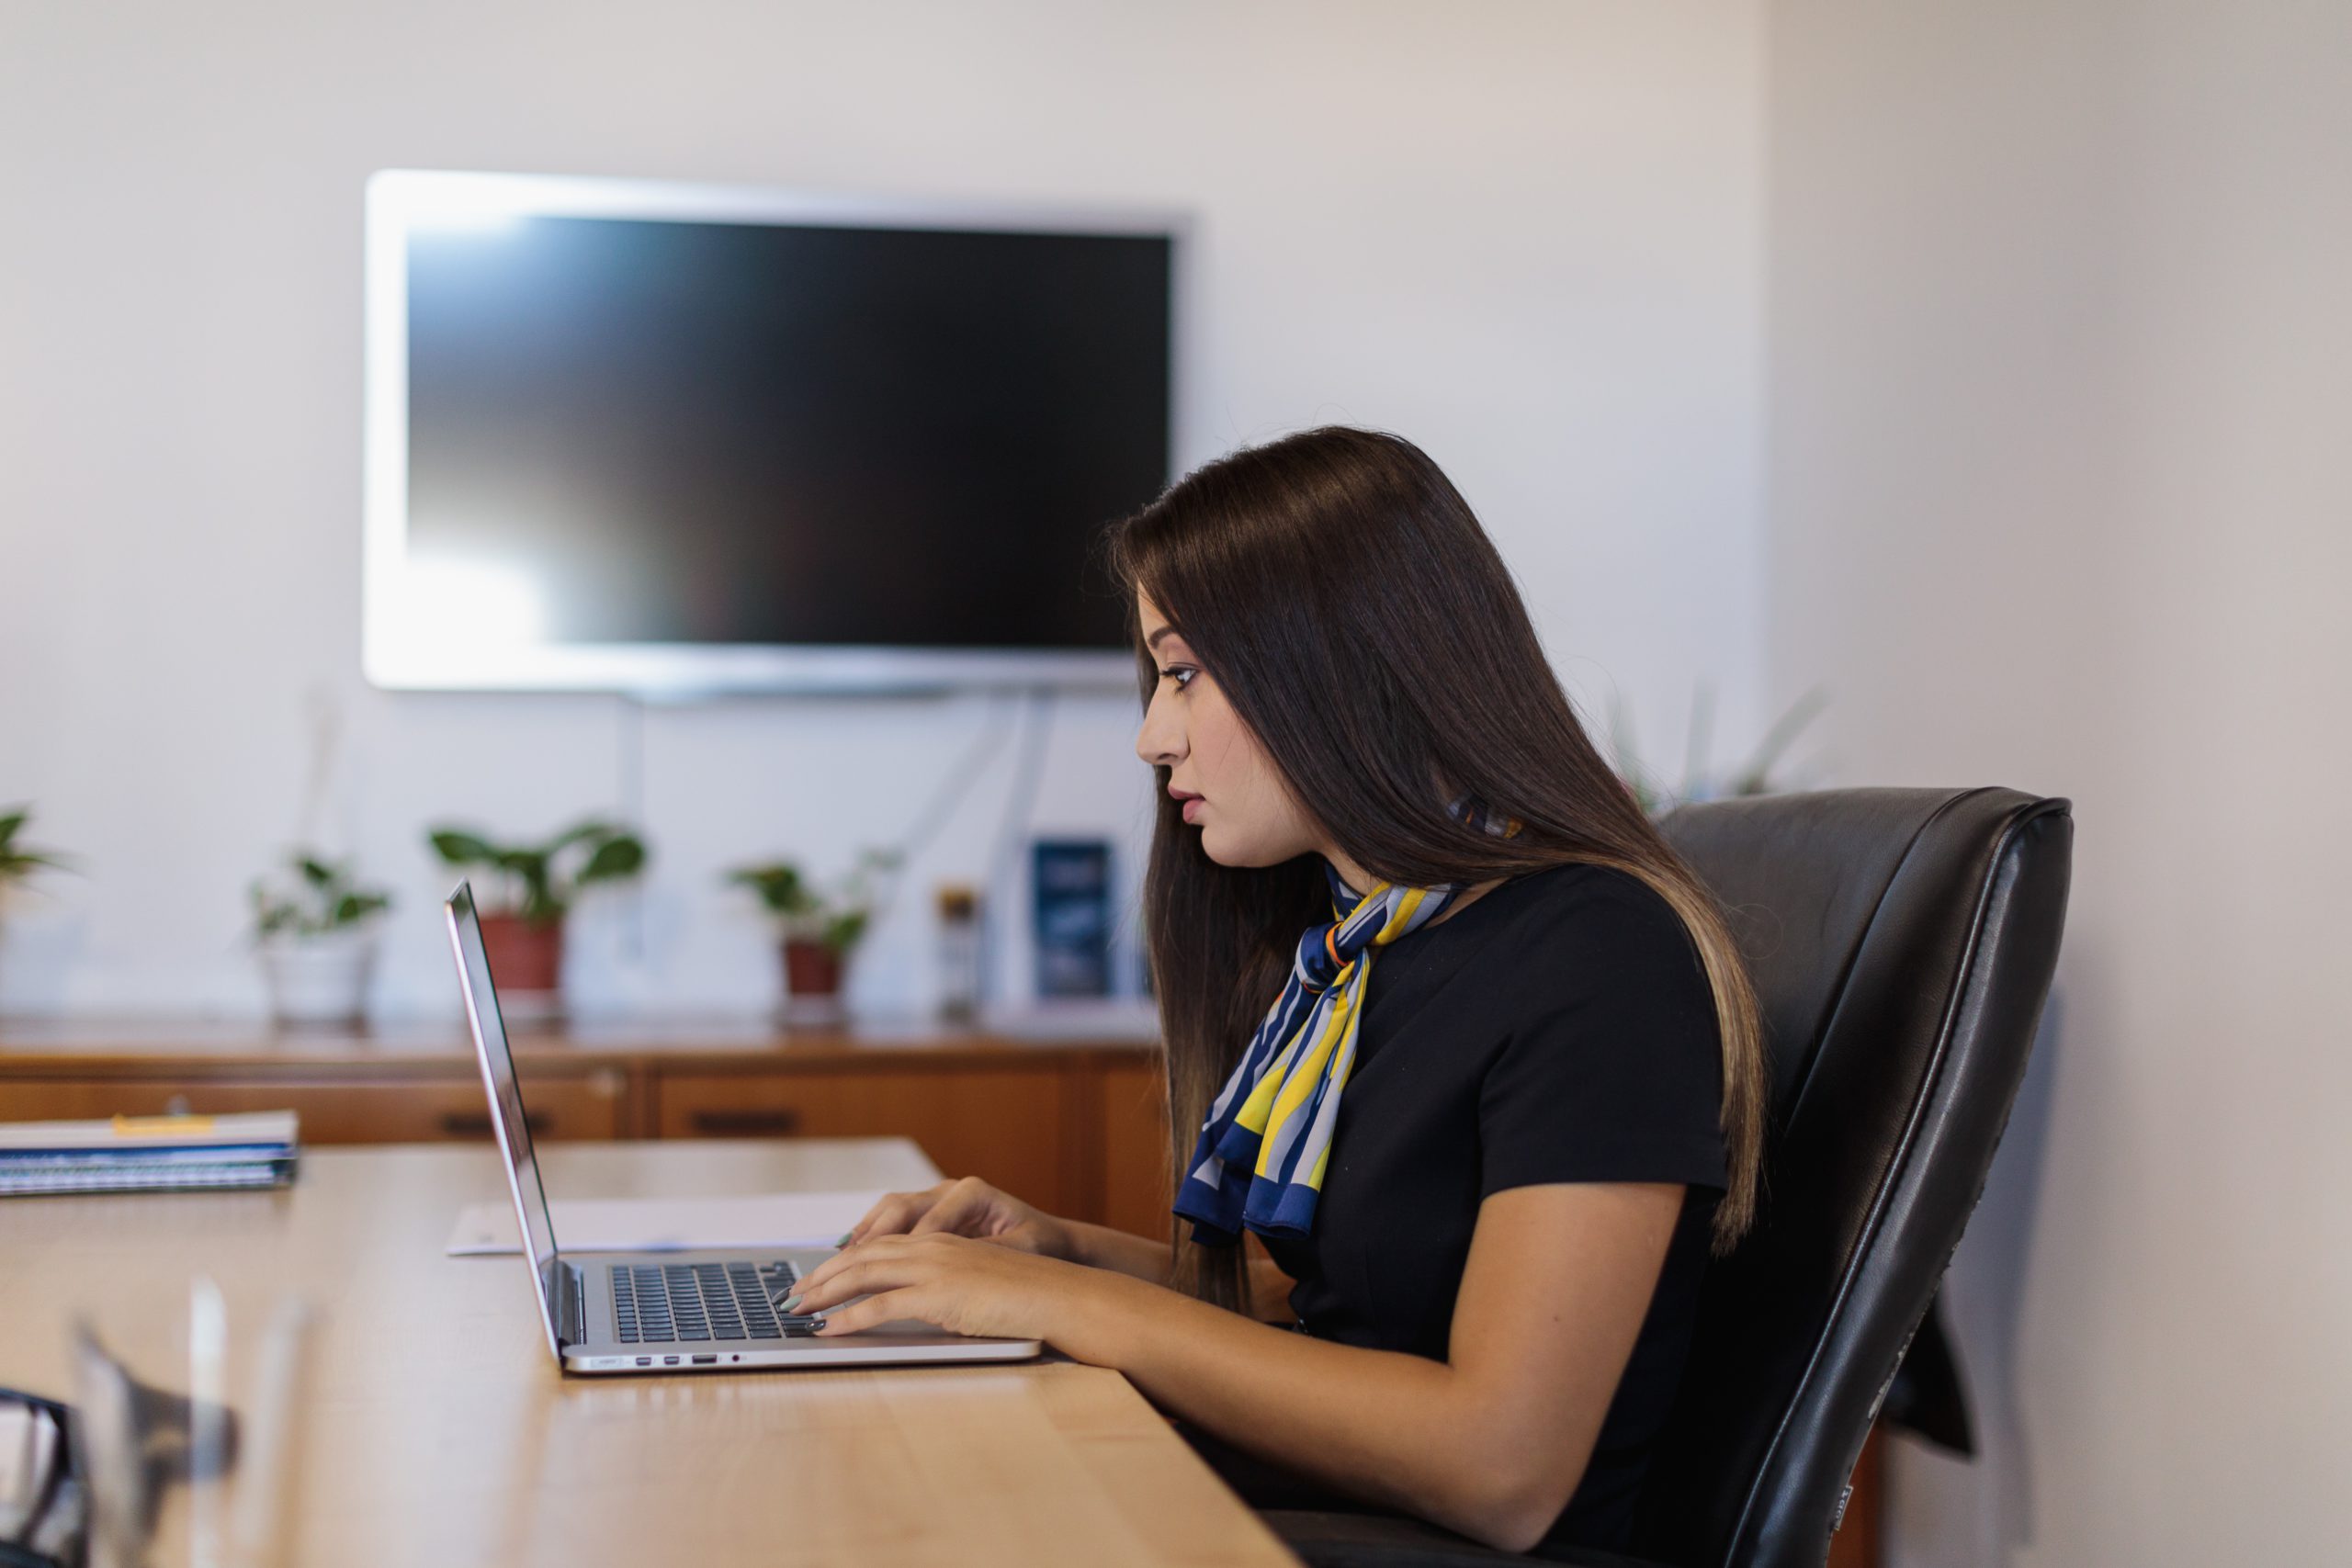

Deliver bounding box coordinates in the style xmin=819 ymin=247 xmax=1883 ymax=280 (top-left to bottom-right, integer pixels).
xmin=111 ymin=1113 xmax=216 ymax=1136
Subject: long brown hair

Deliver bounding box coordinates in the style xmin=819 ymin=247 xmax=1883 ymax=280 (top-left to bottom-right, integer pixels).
xmin=1103 ymin=425 xmax=1768 ymax=1311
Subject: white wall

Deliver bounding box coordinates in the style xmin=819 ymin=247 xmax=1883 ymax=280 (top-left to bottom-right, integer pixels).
xmin=1766 ymin=2 xmax=2352 ymax=1563
xmin=0 ymin=1 xmax=1770 ymax=1021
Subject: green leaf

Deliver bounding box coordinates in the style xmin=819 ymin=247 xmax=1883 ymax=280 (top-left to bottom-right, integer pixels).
xmin=822 ymin=910 xmax=868 ymax=954
xmin=321 ymin=889 xmax=389 ymax=927
xmin=249 ymin=878 xmax=298 ymax=938
xmin=545 ymin=818 xmax=618 ymax=855
xmin=0 ymin=809 xmax=72 ymax=883
xmin=577 ymin=835 xmax=646 ymax=885
xmin=429 ymin=829 xmax=498 ymax=867
xmin=298 ymin=855 xmax=338 ymax=888
xmin=728 ymin=863 xmax=814 ymax=917
xmin=498 ymin=851 xmax=552 ymax=911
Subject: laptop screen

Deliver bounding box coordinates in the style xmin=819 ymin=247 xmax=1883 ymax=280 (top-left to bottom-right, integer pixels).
xmin=444 ymin=881 xmax=565 ymax=1359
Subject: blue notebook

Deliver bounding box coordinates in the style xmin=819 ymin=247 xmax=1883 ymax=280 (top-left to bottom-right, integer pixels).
xmin=0 ymin=1111 xmax=299 ymax=1197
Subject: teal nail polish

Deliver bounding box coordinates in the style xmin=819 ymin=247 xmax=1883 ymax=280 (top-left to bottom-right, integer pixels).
xmin=834 ymin=1232 xmax=853 ymax=1247
xmin=780 ymin=1293 xmax=803 ymax=1313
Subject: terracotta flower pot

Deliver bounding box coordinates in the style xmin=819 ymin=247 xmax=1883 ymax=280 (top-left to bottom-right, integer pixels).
xmin=479 ymin=912 xmax=565 ymax=1023
xmin=781 ymin=936 xmax=847 ymax=1027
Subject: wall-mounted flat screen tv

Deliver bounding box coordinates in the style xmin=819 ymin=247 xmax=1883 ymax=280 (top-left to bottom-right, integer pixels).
xmin=363 ymin=170 xmax=1181 ymax=694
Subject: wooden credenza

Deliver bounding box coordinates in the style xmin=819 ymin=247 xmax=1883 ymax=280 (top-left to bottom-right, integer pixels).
xmin=0 ymin=1018 xmax=1178 ymax=1238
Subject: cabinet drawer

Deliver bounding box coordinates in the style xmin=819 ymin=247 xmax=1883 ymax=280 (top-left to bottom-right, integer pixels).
xmin=0 ymin=1072 xmax=626 ymax=1145
xmin=653 ymin=1066 xmax=1076 ymax=1217
xmin=1097 ymin=1059 xmax=1174 ymax=1242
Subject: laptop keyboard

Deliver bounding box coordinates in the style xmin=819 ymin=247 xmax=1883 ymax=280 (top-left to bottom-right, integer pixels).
xmin=610 ymin=1260 xmax=821 ymax=1343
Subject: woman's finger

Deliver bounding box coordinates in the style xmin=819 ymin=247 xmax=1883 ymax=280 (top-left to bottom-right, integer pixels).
xmin=786 ymin=1253 xmax=861 ymax=1307
xmin=842 ymin=1190 xmax=926 ymax=1244
xmin=793 ymin=1258 xmax=902 ymax=1316
xmin=811 ymin=1284 xmax=937 ymax=1337
xmin=789 ymin=1236 xmax=923 ymax=1310
xmin=907 ymin=1176 xmax=992 ymax=1236
xmin=975 ymin=1223 xmax=1046 ymax=1256
xmin=844 ymin=1184 xmax=944 ymax=1245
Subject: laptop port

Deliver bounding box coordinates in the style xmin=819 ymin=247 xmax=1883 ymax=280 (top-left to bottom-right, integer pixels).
xmin=635 ymin=1357 xmax=651 ymax=1366
xmin=691 ymin=1354 xmax=718 ymax=1365
xmin=663 ymin=1356 xmax=679 ymax=1365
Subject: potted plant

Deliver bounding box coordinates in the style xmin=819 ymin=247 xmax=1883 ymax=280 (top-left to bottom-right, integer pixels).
xmin=727 ymin=848 xmax=900 ymax=1026
xmin=1607 ymin=683 xmax=1830 ymax=818
xmin=0 ymin=807 xmax=73 ymax=1010
xmin=0 ymin=807 xmax=70 ymax=908
xmin=428 ymin=818 xmax=648 ymax=1020
xmin=249 ymin=851 xmax=392 ymax=1029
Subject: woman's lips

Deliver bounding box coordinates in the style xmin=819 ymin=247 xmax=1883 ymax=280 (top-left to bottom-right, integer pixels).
xmin=1181 ymin=798 xmax=1204 ymax=823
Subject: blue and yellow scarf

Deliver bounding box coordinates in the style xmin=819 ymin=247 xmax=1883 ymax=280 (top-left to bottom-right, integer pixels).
xmin=1172 ymin=799 xmax=1516 ymax=1245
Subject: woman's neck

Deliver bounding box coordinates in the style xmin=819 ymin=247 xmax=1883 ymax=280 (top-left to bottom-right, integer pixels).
xmin=1321 ymin=846 xmax=1376 ymax=896
xmin=1427 ymin=876 xmax=1506 ymax=928
xmin=1318 ymin=844 xmax=1507 ymax=929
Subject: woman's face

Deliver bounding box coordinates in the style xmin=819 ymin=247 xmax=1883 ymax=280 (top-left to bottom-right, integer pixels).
xmin=1133 ymin=592 xmax=1329 ymax=870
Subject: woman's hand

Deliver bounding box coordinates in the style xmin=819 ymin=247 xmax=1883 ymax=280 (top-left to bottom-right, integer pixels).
xmin=790 ymin=1230 xmax=1123 ymax=1345
xmin=841 ymin=1176 xmax=1075 ymax=1260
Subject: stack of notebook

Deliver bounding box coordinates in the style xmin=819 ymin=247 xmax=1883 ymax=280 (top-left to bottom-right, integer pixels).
xmin=0 ymin=1111 xmax=300 ymax=1196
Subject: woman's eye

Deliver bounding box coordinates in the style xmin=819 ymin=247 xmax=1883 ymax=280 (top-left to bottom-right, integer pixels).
xmin=1159 ymin=665 xmax=1197 ymax=690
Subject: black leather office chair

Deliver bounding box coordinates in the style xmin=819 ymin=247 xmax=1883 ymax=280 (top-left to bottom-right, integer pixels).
xmin=1264 ymin=785 xmax=2075 ymax=1568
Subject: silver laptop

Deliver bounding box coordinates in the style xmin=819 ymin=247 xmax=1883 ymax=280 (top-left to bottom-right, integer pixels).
xmin=444 ymin=881 xmax=1044 ymax=1374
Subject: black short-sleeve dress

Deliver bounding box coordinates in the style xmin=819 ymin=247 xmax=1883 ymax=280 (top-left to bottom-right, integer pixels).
xmin=1187 ymin=861 xmax=1728 ymax=1559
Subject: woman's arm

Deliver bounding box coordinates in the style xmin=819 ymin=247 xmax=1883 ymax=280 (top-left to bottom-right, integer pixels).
xmin=1069 ymin=1182 xmax=1682 ymax=1551
xmin=1066 ymin=1223 xmax=1298 ymax=1319
xmin=1058 ymin=1218 xmax=1173 ymax=1283
xmin=795 ymin=1180 xmax=1684 ymax=1553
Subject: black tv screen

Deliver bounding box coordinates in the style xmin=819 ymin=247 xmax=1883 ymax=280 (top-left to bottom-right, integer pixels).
xmin=366 ymin=173 xmax=1177 ymax=691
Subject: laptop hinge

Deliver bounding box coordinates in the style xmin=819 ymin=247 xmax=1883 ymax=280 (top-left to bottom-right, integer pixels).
xmin=557 ymin=1261 xmax=588 ymax=1348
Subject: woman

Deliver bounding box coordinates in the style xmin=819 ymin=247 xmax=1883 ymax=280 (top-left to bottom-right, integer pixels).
xmin=787 ymin=426 xmax=1768 ymax=1559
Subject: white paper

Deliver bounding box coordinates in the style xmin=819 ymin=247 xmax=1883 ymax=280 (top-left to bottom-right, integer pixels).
xmin=445 ymin=1190 xmax=887 ymax=1257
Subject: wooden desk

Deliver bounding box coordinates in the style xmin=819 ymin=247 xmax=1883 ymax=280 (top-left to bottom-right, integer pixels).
xmin=0 ymin=1139 xmax=1295 ymax=1568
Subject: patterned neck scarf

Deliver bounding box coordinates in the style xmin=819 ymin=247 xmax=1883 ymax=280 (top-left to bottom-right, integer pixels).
xmin=1172 ymin=797 xmax=1517 ymax=1246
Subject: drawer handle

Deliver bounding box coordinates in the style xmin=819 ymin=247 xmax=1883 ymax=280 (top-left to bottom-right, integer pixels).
xmin=440 ymin=1110 xmax=551 ymax=1138
xmin=688 ymin=1108 xmax=801 ymax=1136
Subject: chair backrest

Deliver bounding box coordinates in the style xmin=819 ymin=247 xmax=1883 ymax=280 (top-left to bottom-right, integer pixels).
xmin=1635 ymin=786 xmax=2073 ymax=1568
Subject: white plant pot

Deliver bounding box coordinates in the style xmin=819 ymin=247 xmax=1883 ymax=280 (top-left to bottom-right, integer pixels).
xmin=257 ymin=926 xmax=380 ymax=1029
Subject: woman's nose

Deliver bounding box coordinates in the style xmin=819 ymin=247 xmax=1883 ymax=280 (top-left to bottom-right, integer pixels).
xmin=1136 ymin=694 xmax=1183 ymax=768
